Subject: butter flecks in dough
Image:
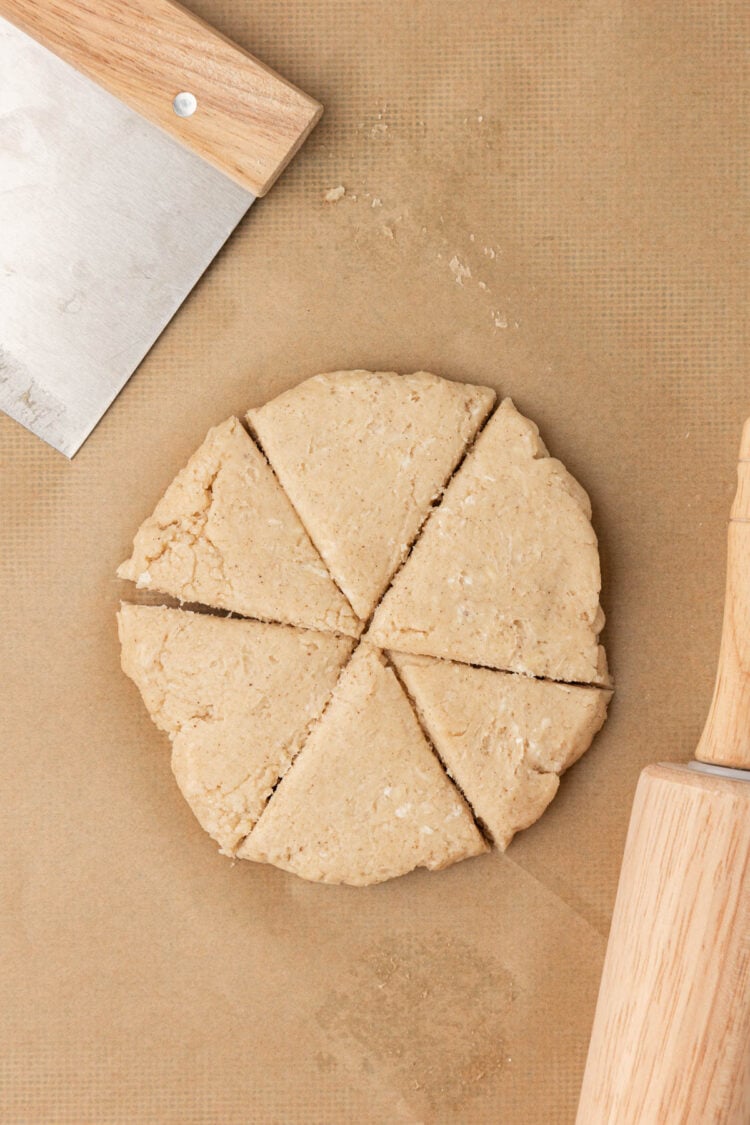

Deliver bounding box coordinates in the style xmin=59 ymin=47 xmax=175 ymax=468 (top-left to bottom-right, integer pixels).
xmin=390 ymin=652 xmax=611 ymax=850
xmin=117 ymin=417 xmax=361 ymax=637
xmin=369 ymin=398 xmax=609 ymax=684
xmin=246 ymin=371 xmax=495 ymax=621
xmin=117 ymin=604 xmax=354 ymax=854
xmin=239 ymin=644 xmax=487 ymax=885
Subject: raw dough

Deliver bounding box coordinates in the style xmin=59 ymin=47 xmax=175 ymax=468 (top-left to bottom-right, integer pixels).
xmin=239 ymin=645 xmax=487 ymax=884
xmin=391 ymin=652 xmax=611 ymax=849
xmin=247 ymin=371 xmax=495 ymax=620
xmin=118 ymin=417 xmax=361 ymax=637
xmin=369 ymin=399 xmax=609 ymax=684
xmin=118 ymin=604 xmax=353 ymax=853
xmin=118 ymin=375 xmax=612 ymax=886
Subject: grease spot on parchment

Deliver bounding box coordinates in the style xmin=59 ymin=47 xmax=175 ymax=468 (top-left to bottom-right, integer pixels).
xmin=316 ymin=933 xmax=516 ymax=1114
xmin=314 ymin=1050 xmax=338 ymax=1074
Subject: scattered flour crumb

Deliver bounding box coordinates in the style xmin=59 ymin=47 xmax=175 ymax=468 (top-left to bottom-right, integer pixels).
xmin=492 ymin=311 xmax=508 ymax=328
xmin=371 ymin=197 xmax=383 ymax=208
xmin=483 ymin=246 xmax=496 ymax=259
xmin=371 ymin=123 xmax=388 ymax=137
xmin=324 ymin=185 xmax=346 ymax=202
xmin=478 ymin=280 xmax=488 ymax=291
xmin=382 ymin=224 xmax=394 ymax=239
xmin=477 ymin=114 xmax=484 ymax=122
xmin=395 ymin=803 xmax=412 ymax=818
xmin=449 ymin=255 xmax=471 ymax=285
xmin=383 ymin=786 xmax=393 ymax=797
xmin=419 ymin=826 xmax=434 ymax=836
xmin=469 ymin=233 xmax=476 ymax=242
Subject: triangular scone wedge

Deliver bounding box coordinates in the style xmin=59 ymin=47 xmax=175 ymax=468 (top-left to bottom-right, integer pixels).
xmin=247 ymin=371 xmax=495 ymax=620
xmin=117 ymin=417 xmax=360 ymax=637
xmin=391 ymin=652 xmax=611 ymax=850
xmin=370 ymin=399 xmax=609 ymax=684
xmin=118 ymin=604 xmax=354 ymax=854
xmin=239 ymin=644 xmax=487 ymax=885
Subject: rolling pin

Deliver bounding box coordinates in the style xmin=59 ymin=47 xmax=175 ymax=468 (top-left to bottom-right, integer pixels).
xmin=577 ymin=421 xmax=750 ymax=1123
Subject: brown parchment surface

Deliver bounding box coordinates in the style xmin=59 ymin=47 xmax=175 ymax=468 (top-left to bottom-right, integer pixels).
xmin=1 ymin=1 xmax=748 ymax=1121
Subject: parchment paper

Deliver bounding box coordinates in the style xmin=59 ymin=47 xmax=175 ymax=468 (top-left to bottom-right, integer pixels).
xmin=2 ymin=1 xmax=748 ymax=1121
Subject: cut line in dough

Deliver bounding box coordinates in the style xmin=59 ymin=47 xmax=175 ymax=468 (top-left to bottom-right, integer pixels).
xmin=390 ymin=651 xmax=611 ymax=850
xmin=369 ymin=398 xmax=609 ymax=685
xmin=239 ymin=644 xmax=488 ymax=884
xmin=118 ymin=603 xmax=354 ymax=853
xmin=118 ymin=417 xmax=361 ymax=637
xmin=247 ymin=370 xmax=495 ymax=621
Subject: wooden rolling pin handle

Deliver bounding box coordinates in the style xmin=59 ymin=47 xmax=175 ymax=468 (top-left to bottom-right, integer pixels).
xmin=578 ymin=419 xmax=750 ymax=1123
xmin=577 ymin=763 xmax=750 ymax=1123
xmin=0 ymin=0 xmax=322 ymax=196
xmin=696 ymin=419 xmax=750 ymax=769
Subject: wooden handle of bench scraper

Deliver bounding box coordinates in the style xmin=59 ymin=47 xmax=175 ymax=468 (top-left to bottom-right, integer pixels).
xmin=0 ymin=0 xmax=321 ymax=195
xmin=577 ymin=422 xmax=750 ymax=1124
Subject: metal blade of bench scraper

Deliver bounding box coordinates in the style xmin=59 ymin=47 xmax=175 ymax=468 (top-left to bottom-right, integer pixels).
xmin=0 ymin=16 xmax=254 ymax=457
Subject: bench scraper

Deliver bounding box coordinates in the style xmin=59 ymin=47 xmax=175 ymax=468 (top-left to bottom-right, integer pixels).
xmin=0 ymin=0 xmax=321 ymax=456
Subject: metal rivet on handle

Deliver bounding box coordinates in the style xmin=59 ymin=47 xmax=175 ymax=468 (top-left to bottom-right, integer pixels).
xmin=173 ymin=92 xmax=197 ymax=118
